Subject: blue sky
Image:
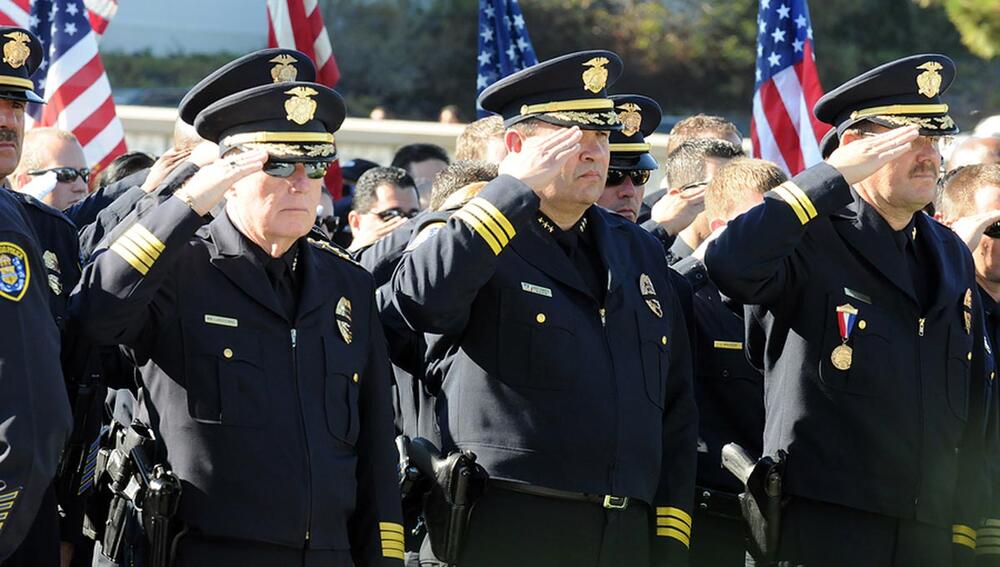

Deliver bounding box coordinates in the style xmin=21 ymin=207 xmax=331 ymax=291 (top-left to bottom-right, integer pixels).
xmin=101 ymin=0 xmax=268 ymax=55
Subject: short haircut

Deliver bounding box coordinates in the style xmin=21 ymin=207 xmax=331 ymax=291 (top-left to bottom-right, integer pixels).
xmin=507 ymin=117 xmax=545 ymax=138
xmin=936 ymin=164 xmax=1000 ymax=220
xmin=455 ymin=116 xmax=504 ymax=162
xmin=352 ymin=166 xmax=417 ymax=214
xmin=13 ymin=127 xmax=81 ymax=177
xmin=93 ymin=151 xmax=155 ymax=189
xmin=429 ymin=160 xmax=498 ymax=210
xmin=705 ymin=158 xmax=787 ymax=222
xmin=390 ymin=143 xmax=450 ymax=174
xmin=665 ymin=138 xmax=744 ymax=190
xmin=666 ymin=114 xmax=743 ymax=155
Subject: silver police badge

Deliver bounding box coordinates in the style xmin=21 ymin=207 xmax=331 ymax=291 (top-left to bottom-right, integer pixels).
xmin=639 ymin=273 xmax=662 ymax=318
xmin=335 ymin=296 xmax=353 ymax=344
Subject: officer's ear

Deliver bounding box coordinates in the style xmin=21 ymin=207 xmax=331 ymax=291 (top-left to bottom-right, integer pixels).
xmin=504 ymin=130 xmax=525 ymax=154
xmin=347 ymin=210 xmax=362 ymax=231
xmin=709 ymin=218 xmax=727 ymax=232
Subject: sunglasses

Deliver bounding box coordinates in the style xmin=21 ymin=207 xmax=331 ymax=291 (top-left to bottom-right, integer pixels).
xmin=373 ymin=208 xmax=419 ymax=221
xmin=606 ymin=169 xmax=651 ymax=186
xmin=27 ymin=166 xmax=90 ymax=183
xmin=986 ymin=221 xmax=1000 ymax=239
xmin=263 ymin=160 xmax=331 ymax=180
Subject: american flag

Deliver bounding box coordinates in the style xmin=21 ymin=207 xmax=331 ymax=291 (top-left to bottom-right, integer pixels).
xmin=267 ymin=0 xmax=344 ymax=197
xmin=0 ymin=0 xmax=126 ymax=174
xmin=476 ymin=0 xmax=536 ymax=117
xmin=82 ymin=0 xmax=116 ymax=38
xmin=750 ymin=0 xmax=830 ymax=175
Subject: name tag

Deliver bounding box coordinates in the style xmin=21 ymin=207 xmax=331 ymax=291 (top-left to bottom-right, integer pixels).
xmin=521 ymin=282 xmax=552 ymax=297
xmin=204 ymin=314 xmax=239 ymax=328
xmin=713 ymin=340 xmax=743 ymax=350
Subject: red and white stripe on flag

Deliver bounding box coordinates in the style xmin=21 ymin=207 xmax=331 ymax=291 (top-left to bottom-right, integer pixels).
xmin=750 ymin=0 xmax=830 ymax=176
xmin=83 ymin=0 xmax=118 ymax=38
xmin=0 ymin=0 xmax=126 ymax=177
xmin=267 ymin=0 xmax=344 ymax=197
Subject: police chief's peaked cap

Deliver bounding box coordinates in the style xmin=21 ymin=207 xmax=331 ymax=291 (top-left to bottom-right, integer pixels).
xmin=0 ymin=27 xmax=43 ymax=103
xmin=478 ymin=50 xmax=624 ymax=131
xmin=194 ymin=81 xmax=346 ymax=163
xmin=814 ymin=54 xmax=958 ymax=139
xmin=178 ymin=48 xmax=317 ymax=125
xmin=609 ymin=94 xmax=661 ymax=171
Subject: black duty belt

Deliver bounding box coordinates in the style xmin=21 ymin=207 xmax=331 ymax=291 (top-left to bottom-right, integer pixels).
xmin=695 ymin=485 xmax=742 ymax=520
xmin=492 ymin=479 xmax=632 ymax=510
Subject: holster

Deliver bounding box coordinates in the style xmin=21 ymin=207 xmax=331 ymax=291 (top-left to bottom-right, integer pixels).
xmin=407 ymin=437 xmax=488 ymax=564
xmin=721 ymin=443 xmax=787 ymax=565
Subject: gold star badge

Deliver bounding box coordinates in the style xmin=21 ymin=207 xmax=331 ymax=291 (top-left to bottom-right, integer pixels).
xmin=916 ymin=61 xmax=943 ymax=98
xmin=270 ymin=54 xmax=299 ymax=83
xmin=582 ymin=57 xmax=610 ymax=94
xmin=284 ymin=86 xmax=318 ymax=125
xmin=2 ymin=31 xmax=30 ymax=70
xmin=617 ymin=103 xmax=642 ymax=137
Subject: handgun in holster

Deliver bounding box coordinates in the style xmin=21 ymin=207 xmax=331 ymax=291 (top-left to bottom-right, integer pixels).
xmin=721 ymin=443 xmax=787 ymax=565
xmin=406 ymin=436 xmax=488 ymax=565
xmin=96 ymin=421 xmax=182 ymax=567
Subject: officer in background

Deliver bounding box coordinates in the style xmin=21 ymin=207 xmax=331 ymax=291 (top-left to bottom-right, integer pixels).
xmin=0 ymin=25 xmax=73 ymax=564
xmin=706 ymin=54 xmax=991 ymax=565
xmin=391 ymin=50 xmax=697 ymax=566
xmin=70 ymin=67 xmax=402 ymax=565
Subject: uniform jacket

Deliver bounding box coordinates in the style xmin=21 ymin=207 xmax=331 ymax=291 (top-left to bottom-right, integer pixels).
xmin=70 ymin=197 xmax=403 ymax=565
xmin=0 ymin=188 xmax=72 ymax=561
xmin=390 ymin=175 xmax=699 ymax=555
xmin=706 ymin=163 xmax=991 ymax=538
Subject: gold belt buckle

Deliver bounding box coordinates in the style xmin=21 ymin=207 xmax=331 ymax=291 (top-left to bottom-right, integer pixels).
xmin=602 ymin=495 xmax=629 ymax=509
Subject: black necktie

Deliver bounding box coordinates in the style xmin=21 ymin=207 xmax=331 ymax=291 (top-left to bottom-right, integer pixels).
xmin=265 ymin=257 xmax=297 ymax=321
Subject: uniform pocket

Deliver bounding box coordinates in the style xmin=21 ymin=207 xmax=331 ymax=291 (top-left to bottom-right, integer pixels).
xmin=636 ymin=313 xmax=670 ymax=409
xmin=497 ymin=288 xmax=577 ymax=391
xmin=324 ymin=335 xmax=361 ymax=445
xmin=185 ymin=332 xmax=268 ymax=428
xmin=945 ymin=321 xmax=971 ymax=422
xmin=816 ymin=294 xmax=893 ymax=398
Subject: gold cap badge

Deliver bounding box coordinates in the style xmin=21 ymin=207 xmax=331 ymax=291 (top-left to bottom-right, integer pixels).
xmin=284 ymin=86 xmax=318 ymax=125
xmin=617 ymin=103 xmax=642 ymax=137
xmin=639 ymin=273 xmax=662 ymax=318
xmin=335 ymin=296 xmax=353 ymax=344
xmin=582 ymin=57 xmax=610 ymax=94
xmin=915 ymin=61 xmax=943 ymax=99
xmin=3 ymin=31 xmax=30 ymax=70
xmin=270 ymin=54 xmax=299 ymax=84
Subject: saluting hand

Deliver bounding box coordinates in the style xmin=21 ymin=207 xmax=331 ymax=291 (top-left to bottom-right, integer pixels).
xmin=948 ymin=209 xmax=1000 ymax=253
xmin=173 ymin=149 xmax=268 ymax=215
xmin=827 ymin=125 xmax=919 ymax=185
xmin=498 ymin=125 xmax=583 ymax=195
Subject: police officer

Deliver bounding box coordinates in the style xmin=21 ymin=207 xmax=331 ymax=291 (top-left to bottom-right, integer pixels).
xmin=0 ymin=26 xmax=73 ymax=563
xmin=391 ymin=50 xmax=697 ymax=566
xmin=70 ymin=69 xmax=403 ymax=565
xmin=706 ymin=54 xmax=990 ymax=565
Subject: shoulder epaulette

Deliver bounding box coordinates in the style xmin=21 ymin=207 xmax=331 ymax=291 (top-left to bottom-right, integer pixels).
xmin=307 ymin=237 xmax=364 ymax=268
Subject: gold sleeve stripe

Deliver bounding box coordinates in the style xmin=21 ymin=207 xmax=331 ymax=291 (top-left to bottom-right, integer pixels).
xmin=954 ymin=524 xmax=977 ymax=550
xmin=655 ymin=526 xmax=691 ymax=547
xmin=0 ymin=491 xmax=19 ymax=503
xmin=127 ymin=224 xmax=165 ymax=254
xmin=454 ymin=209 xmax=502 ymax=255
xmin=380 ymin=531 xmax=405 ymax=543
xmin=379 ymin=522 xmax=405 ymax=534
xmin=110 ymin=242 xmax=150 ymax=275
xmin=780 ymin=181 xmax=818 ymax=220
xmin=656 ymin=506 xmax=692 ymax=527
xmin=984 ymin=519 xmax=1000 ymax=528
xmin=382 ymin=548 xmax=405 ymax=560
xmin=772 ymin=185 xmax=809 ymax=225
xmin=115 ymin=235 xmax=157 ymax=268
xmin=468 ymin=198 xmax=516 ymax=240
xmin=656 ymin=516 xmax=692 ymax=536
xmin=462 ymin=202 xmax=510 ymax=247
xmin=955 ymin=525 xmax=978 ymax=539
xmin=0 ymin=502 xmax=13 ymax=512
xmin=382 ymin=540 xmax=405 ymax=552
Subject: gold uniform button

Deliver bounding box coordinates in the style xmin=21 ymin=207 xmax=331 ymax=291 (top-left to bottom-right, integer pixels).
xmin=536 ymin=313 xmax=546 ymax=324
xmin=967 ymin=352 xmax=972 ymax=361
xmin=223 ymin=348 xmax=234 ymax=359
xmin=661 ymin=336 xmax=667 ymax=345
xmin=858 ymin=320 xmax=867 ymax=330
xmin=352 ymin=373 xmax=359 ymax=383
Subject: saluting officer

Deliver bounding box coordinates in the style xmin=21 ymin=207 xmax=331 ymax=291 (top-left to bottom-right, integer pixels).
xmin=0 ymin=27 xmax=73 ymax=564
xmin=391 ymin=50 xmax=698 ymax=566
xmin=70 ymin=65 xmax=403 ymax=565
xmin=706 ymin=54 xmax=991 ymax=565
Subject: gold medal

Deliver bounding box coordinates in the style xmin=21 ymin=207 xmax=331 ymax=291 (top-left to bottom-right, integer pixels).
xmin=831 ymin=344 xmax=853 ymax=371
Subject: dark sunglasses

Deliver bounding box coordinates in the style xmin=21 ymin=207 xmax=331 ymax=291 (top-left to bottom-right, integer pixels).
xmin=263 ymin=160 xmax=331 ymax=180
xmin=27 ymin=166 xmax=90 ymax=183
xmin=606 ymin=169 xmax=651 ymax=187
xmin=373 ymin=208 xmax=419 ymax=221
xmin=986 ymin=221 xmax=1000 ymax=239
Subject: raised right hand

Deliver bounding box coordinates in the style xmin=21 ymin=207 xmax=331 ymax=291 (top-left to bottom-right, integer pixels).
xmin=827 ymin=125 xmax=919 ymax=186
xmin=498 ymin=126 xmax=583 ymax=194
xmin=173 ymin=149 xmax=268 ymax=215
